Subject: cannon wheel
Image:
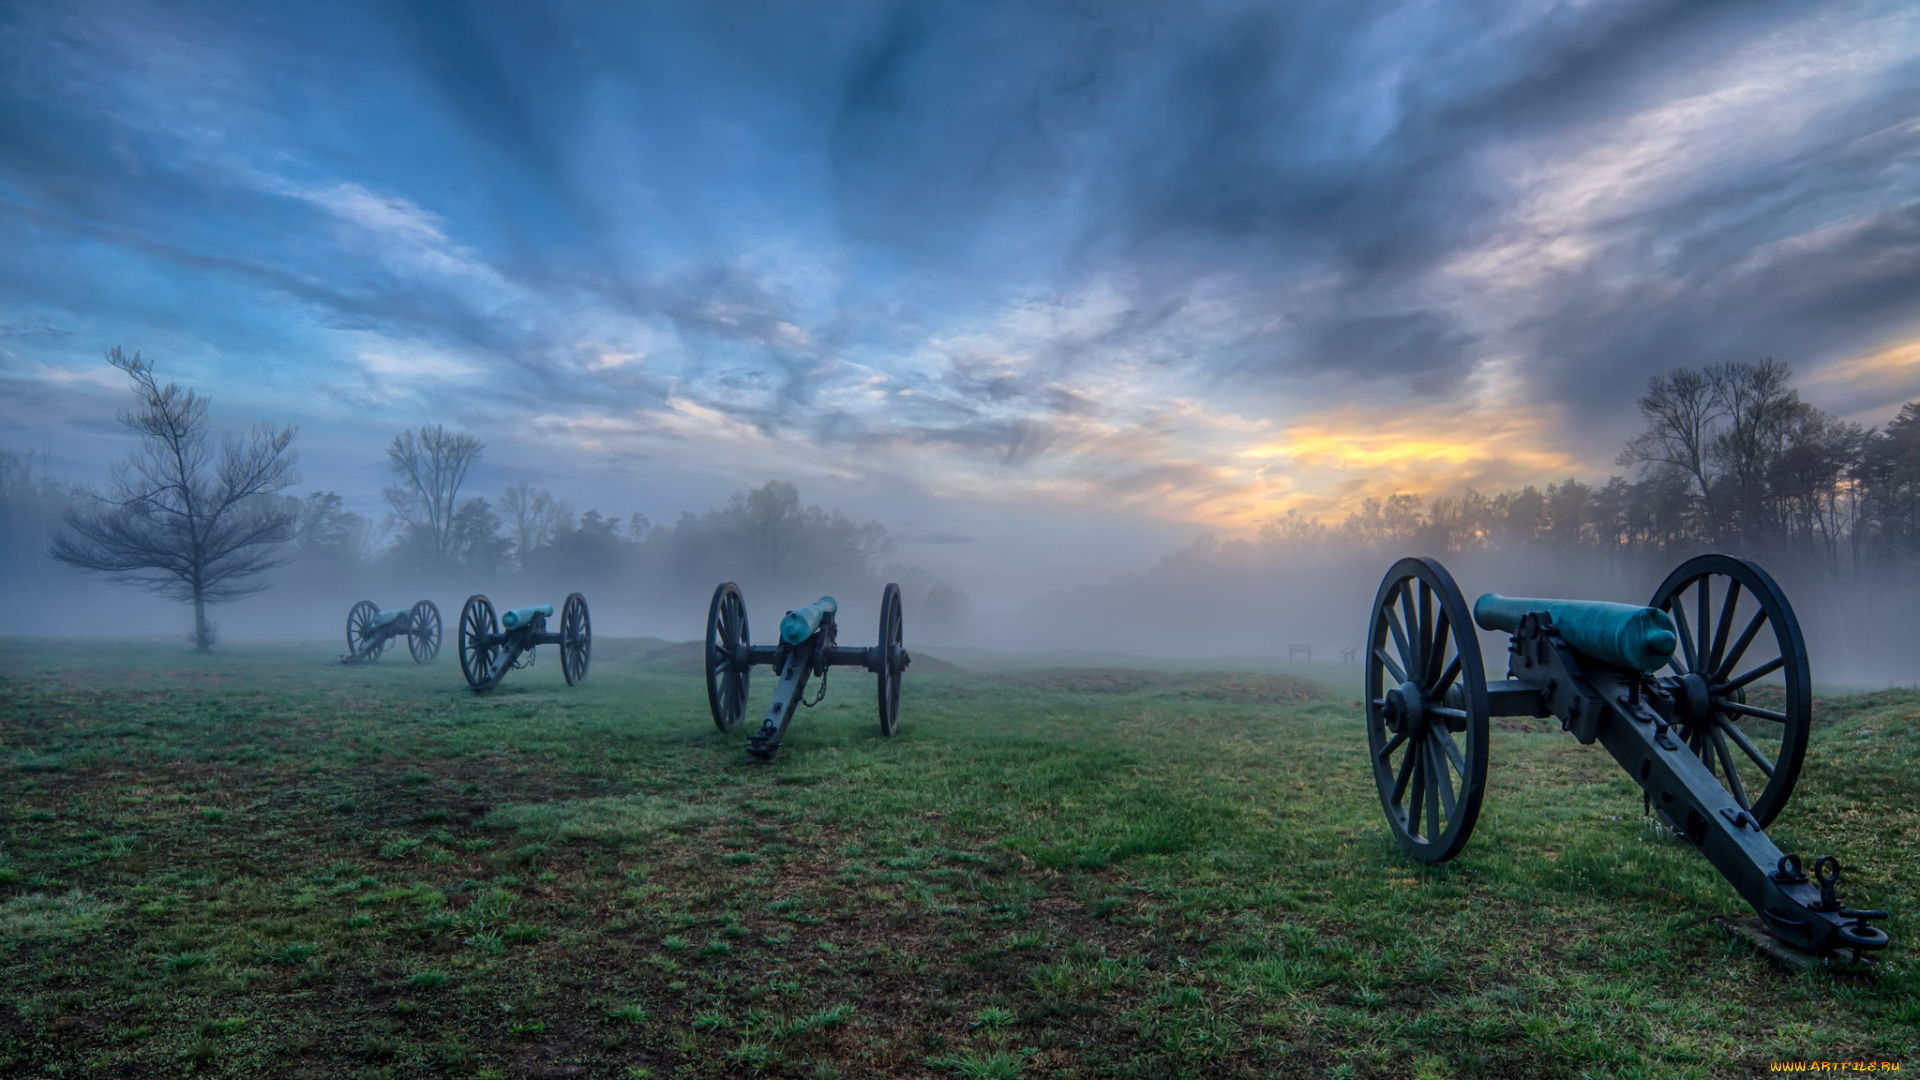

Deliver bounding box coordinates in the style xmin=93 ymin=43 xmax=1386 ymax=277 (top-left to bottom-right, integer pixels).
xmin=458 ymin=595 xmax=499 ymax=691
xmin=1651 ymin=555 xmax=1810 ymax=827
xmin=1366 ymin=557 xmax=1489 ymax=864
xmin=346 ymin=600 xmax=382 ymax=661
xmin=560 ymin=593 xmax=591 ymax=686
xmin=407 ymin=600 xmax=442 ymax=664
xmin=876 ymin=583 xmax=904 ymax=736
xmin=706 ymin=583 xmax=751 ymax=733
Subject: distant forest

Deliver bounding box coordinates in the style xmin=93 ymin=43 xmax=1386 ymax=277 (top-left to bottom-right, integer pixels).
xmin=0 ymin=438 xmax=969 ymax=644
xmin=1018 ymin=360 xmax=1920 ymax=679
xmin=7 ymin=358 xmax=1920 ymax=670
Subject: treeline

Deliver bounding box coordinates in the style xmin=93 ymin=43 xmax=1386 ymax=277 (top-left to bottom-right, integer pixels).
xmin=1017 ymin=361 xmax=1920 ymax=680
xmin=1259 ymin=360 xmax=1909 ymax=576
xmin=280 ymin=470 xmax=968 ymax=642
xmin=1 ymin=424 xmax=969 ymax=643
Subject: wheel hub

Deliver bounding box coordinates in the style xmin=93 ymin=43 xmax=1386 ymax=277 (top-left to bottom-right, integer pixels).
xmin=1383 ymin=680 xmax=1426 ymax=735
xmin=1668 ymin=671 xmax=1713 ymax=725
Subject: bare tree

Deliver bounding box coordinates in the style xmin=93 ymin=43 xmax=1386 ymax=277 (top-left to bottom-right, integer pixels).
xmin=49 ymin=348 xmax=299 ymax=651
xmin=1708 ymin=358 xmax=1807 ymax=551
xmin=499 ymin=481 xmax=572 ymax=566
xmin=383 ymin=425 xmax=483 ymax=559
xmin=1619 ymin=367 xmax=1724 ymax=540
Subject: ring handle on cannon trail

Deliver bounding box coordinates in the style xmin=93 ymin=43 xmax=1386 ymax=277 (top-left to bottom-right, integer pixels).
xmin=346 ymin=600 xmax=382 ymax=662
xmin=1366 ymin=557 xmax=1490 ymax=864
xmin=458 ymin=595 xmax=500 ymax=691
xmin=706 ymin=583 xmax=751 ymax=733
xmin=407 ymin=600 xmax=442 ymax=664
xmin=876 ymin=582 xmax=905 ymax=736
xmin=1649 ymin=555 xmax=1810 ymax=828
xmin=560 ymin=593 xmax=591 ymax=686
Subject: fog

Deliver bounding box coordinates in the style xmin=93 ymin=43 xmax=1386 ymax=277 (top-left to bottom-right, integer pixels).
xmin=3 ymin=2 xmax=1920 ymax=690
xmin=8 ymin=441 xmax=1920 ymax=694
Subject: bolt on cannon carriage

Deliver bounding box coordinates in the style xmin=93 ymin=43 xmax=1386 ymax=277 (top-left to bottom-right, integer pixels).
xmin=1364 ymin=554 xmax=1889 ymax=957
xmin=456 ymin=593 xmax=591 ymax=693
xmin=340 ymin=600 xmax=441 ymax=665
xmin=705 ymin=583 xmax=910 ymax=761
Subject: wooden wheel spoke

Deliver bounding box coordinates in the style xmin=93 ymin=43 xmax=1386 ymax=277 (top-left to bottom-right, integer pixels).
xmin=1384 ymin=600 xmax=1416 ymax=683
xmin=1427 ymin=706 xmax=1468 ymax=721
xmin=1715 ymin=718 xmax=1777 ymax=777
xmin=1716 ymin=656 xmax=1784 ymax=695
xmin=1399 ymin=584 xmax=1424 ymax=683
xmin=1714 ymin=609 xmax=1768 ymax=682
xmin=1424 ymin=746 xmax=1443 ymax=839
xmin=1427 ymin=733 xmax=1457 ymax=819
xmin=1696 ymin=577 xmax=1712 ymax=679
xmin=1417 ymin=584 xmax=1434 ymax=686
xmin=1425 ymin=608 xmax=1451 ymax=690
xmin=1667 ymin=598 xmax=1698 ymax=674
xmin=1378 ymin=730 xmax=1408 ymax=762
xmin=1374 ymin=646 xmax=1407 ymax=685
xmin=1719 ymin=700 xmax=1787 ymax=723
xmin=1393 ymin=739 xmax=1419 ymax=807
xmin=1708 ymin=726 xmax=1751 ymax=810
xmin=1408 ymin=741 xmax=1427 ymax=836
xmin=1431 ymin=727 xmax=1467 ymax=775
xmin=1431 ymin=654 xmax=1462 ymax=702
xmin=1708 ymin=579 xmax=1742 ymax=678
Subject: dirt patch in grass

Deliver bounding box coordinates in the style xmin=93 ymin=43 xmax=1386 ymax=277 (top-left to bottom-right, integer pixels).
xmin=998 ymin=668 xmax=1323 ymax=705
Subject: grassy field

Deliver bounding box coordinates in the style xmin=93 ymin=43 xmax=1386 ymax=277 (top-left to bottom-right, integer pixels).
xmin=0 ymin=638 xmax=1915 ymax=1079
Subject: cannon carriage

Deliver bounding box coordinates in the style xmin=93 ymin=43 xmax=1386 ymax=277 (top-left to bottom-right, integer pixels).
xmin=456 ymin=593 xmax=591 ymax=693
xmin=340 ymin=600 xmax=441 ymax=665
xmin=1364 ymin=554 xmax=1889 ymax=957
xmin=704 ymin=583 xmax=911 ymax=761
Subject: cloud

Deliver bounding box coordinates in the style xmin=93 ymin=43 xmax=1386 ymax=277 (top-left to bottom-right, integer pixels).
xmin=0 ymin=0 xmax=1916 ymax=576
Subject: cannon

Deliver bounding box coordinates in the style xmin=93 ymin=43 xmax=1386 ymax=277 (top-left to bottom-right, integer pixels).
xmin=456 ymin=593 xmax=591 ymax=692
xmin=340 ymin=600 xmax=441 ymax=665
xmin=704 ymin=583 xmax=910 ymax=761
xmin=1364 ymin=554 xmax=1889 ymax=957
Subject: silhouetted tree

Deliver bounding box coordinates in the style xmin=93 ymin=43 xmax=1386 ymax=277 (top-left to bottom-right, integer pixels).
xmin=49 ymin=348 xmax=299 ymax=650
xmin=1620 ymin=367 xmax=1723 ymax=541
xmin=500 ymin=481 xmax=571 ymax=567
xmin=383 ymin=425 xmax=483 ymax=560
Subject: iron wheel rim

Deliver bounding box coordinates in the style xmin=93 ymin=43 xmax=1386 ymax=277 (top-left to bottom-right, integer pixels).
xmin=1650 ymin=554 xmax=1810 ymax=827
xmin=408 ymin=600 xmax=441 ymax=664
xmin=458 ymin=595 xmax=498 ymax=691
xmin=1365 ymin=557 xmax=1489 ymax=864
xmin=877 ymin=582 xmax=903 ymax=736
xmin=705 ymin=583 xmax=750 ymax=733
xmin=347 ymin=600 xmax=380 ymax=661
xmin=560 ymin=593 xmax=591 ymax=686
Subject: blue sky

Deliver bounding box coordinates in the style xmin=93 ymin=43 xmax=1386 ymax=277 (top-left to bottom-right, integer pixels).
xmin=3 ymin=0 xmax=1918 ymax=602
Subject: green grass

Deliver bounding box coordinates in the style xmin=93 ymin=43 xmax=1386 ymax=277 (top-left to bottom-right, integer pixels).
xmin=0 ymin=637 xmax=1914 ymax=1078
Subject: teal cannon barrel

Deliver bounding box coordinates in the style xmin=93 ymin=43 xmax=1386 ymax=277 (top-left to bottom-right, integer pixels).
xmin=780 ymin=597 xmax=838 ymax=646
xmin=372 ymin=609 xmax=407 ymax=628
xmin=1473 ymin=594 xmax=1677 ymax=672
xmin=500 ymin=604 xmax=553 ymax=631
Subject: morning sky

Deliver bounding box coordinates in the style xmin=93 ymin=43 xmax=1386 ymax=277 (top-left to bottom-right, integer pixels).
xmin=2 ymin=0 xmax=1917 ymax=601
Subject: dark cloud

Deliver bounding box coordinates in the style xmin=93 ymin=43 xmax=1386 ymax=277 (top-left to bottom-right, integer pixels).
xmin=0 ymin=0 xmax=1916 ymax=526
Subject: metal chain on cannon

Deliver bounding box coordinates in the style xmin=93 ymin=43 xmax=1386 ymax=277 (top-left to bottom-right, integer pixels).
xmin=800 ymin=666 xmax=829 ymax=708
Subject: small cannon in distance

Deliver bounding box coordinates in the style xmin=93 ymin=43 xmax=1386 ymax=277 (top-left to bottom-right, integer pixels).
xmin=1364 ymin=554 xmax=1889 ymax=957
xmin=340 ymin=600 xmax=441 ymax=665
xmin=705 ymin=583 xmax=911 ymax=761
xmin=456 ymin=593 xmax=590 ymax=693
